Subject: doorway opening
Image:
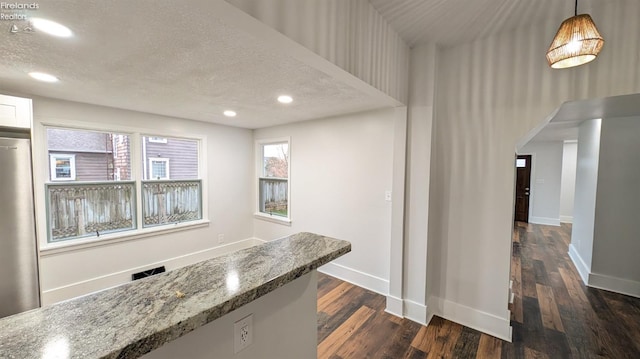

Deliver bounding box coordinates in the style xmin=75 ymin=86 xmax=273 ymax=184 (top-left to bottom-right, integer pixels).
xmin=514 ymin=155 xmax=532 ymax=223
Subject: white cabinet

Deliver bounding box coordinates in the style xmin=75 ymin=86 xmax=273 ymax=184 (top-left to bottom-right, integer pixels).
xmin=0 ymin=94 xmax=32 ymax=129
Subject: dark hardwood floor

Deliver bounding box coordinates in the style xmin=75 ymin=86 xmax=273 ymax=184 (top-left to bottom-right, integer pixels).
xmin=317 ymin=222 xmax=640 ymax=358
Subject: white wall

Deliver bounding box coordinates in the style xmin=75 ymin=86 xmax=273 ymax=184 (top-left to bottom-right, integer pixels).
xmin=569 ymin=119 xmax=601 ymax=283
xmin=591 ymin=116 xmax=640 ymax=296
xmin=145 ymin=271 xmax=317 ymax=359
xmin=252 ymin=108 xmax=395 ymax=295
xmin=519 ymin=141 xmax=564 ymax=226
xmin=226 ymin=0 xmax=410 ymax=104
xmin=32 ymin=97 xmax=255 ymax=304
xmin=560 ymin=141 xmax=578 ymax=223
xmin=429 ymin=0 xmax=640 ymax=341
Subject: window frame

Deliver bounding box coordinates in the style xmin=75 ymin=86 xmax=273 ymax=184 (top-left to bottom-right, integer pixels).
xmin=148 ymin=157 xmax=170 ymax=180
xmin=255 ymin=137 xmax=291 ymax=225
xmin=36 ymin=122 xmax=208 ymax=253
xmin=112 ymin=135 xmax=119 ymax=159
xmin=49 ymin=153 xmax=76 ymax=181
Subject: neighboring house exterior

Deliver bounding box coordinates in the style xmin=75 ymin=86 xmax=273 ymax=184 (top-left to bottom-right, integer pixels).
xmin=47 ymin=130 xmax=198 ymax=182
xmin=112 ymin=134 xmax=131 ymax=181
xmin=142 ymin=136 xmax=198 ymax=180
xmin=47 ymin=128 xmax=115 ymax=182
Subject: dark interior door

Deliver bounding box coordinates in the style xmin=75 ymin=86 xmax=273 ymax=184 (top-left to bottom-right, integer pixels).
xmin=515 ymin=155 xmax=532 ymax=222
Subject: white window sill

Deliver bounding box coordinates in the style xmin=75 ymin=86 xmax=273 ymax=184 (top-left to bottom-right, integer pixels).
xmin=253 ymin=213 xmax=292 ymax=226
xmin=40 ymin=219 xmax=210 ymax=256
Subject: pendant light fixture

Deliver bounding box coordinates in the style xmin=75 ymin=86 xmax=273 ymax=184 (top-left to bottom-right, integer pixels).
xmin=546 ymin=0 xmax=604 ymax=69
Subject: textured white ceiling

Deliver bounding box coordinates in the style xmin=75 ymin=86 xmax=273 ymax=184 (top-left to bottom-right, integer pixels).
xmin=369 ymin=0 xmax=599 ymax=47
xmin=0 ymin=1 xmax=392 ymax=129
xmin=0 ymin=0 xmax=620 ymax=131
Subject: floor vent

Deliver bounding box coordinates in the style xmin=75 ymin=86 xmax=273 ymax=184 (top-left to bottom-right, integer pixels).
xmin=132 ymin=266 xmax=166 ymax=281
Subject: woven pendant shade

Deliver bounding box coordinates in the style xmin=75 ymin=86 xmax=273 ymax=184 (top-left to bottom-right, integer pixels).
xmin=546 ymin=14 xmax=604 ymax=69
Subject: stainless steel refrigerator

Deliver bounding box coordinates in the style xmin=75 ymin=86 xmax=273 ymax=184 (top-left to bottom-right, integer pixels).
xmin=0 ymin=133 xmax=40 ymax=318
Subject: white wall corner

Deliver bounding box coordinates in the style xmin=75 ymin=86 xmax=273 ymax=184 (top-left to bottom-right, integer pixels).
xmin=568 ymin=243 xmax=590 ymax=285
xmin=588 ymin=273 xmax=640 ymax=299
xmin=559 ymin=215 xmax=573 ymax=224
xmin=529 ymin=216 xmax=561 ymax=226
xmin=385 ymin=295 xmax=404 ymax=318
xmin=318 ymin=262 xmax=389 ymax=296
xmin=426 ymin=296 xmax=437 ymax=327
xmin=428 ymin=296 xmax=512 ymax=342
xmin=387 ymin=105 xmax=408 ymax=319
xmin=404 ymin=299 xmax=429 ymax=326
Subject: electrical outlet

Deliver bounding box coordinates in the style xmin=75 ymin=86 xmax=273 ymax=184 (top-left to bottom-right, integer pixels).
xmin=384 ymin=190 xmax=392 ymax=202
xmin=218 ymin=233 xmax=225 ymax=244
xmin=234 ymin=314 xmax=253 ymax=353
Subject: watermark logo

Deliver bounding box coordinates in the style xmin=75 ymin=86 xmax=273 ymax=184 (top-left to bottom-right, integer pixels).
xmin=1 ymin=12 xmax=26 ymax=20
xmin=1 ymin=2 xmax=39 ymax=10
xmin=1 ymin=2 xmax=39 ymax=34
xmin=9 ymin=21 xmax=33 ymax=33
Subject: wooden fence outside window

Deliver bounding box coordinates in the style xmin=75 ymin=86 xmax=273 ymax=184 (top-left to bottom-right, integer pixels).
xmin=47 ymin=180 xmax=201 ymax=242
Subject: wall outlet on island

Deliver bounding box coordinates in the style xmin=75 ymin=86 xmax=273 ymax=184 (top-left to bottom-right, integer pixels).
xmin=218 ymin=233 xmax=224 ymax=244
xmin=234 ymin=314 xmax=253 ymax=353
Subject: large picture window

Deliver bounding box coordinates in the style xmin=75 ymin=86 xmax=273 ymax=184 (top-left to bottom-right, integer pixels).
xmin=257 ymin=140 xmax=290 ymax=221
xmin=45 ymin=127 xmax=202 ymax=243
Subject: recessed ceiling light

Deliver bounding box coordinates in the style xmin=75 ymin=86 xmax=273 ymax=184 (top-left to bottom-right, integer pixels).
xmin=28 ymin=72 xmax=59 ymax=83
xmin=223 ymin=110 xmax=237 ymax=117
xmin=31 ymin=18 xmax=73 ymax=38
xmin=277 ymin=95 xmax=293 ymax=104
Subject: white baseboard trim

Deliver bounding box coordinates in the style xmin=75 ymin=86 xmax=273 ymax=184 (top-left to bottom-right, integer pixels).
xmin=529 ymin=216 xmax=561 ymax=226
xmin=588 ymin=273 xmax=640 ymax=299
xmin=404 ymin=299 xmax=429 ymax=326
xmin=428 ymin=296 xmax=512 ymax=342
xmin=318 ymin=262 xmax=389 ymax=296
xmin=385 ymin=296 xmax=431 ymax=326
xmin=568 ymin=244 xmax=590 ymax=285
xmin=385 ymin=295 xmax=403 ymax=318
xmin=41 ymin=238 xmax=263 ymax=305
xmin=566 ymin=245 xmax=640 ymax=298
xmin=559 ymin=215 xmax=573 ymax=223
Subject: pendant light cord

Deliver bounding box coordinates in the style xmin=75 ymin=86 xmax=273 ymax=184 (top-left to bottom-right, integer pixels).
xmin=575 ymin=0 xmax=578 ymax=16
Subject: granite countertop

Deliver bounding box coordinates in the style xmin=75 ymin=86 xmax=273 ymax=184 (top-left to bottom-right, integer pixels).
xmin=0 ymin=232 xmax=350 ymax=359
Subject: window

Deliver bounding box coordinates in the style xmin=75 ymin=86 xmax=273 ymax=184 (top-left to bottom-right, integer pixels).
xmin=149 ymin=158 xmax=170 ymax=180
xmin=257 ymin=140 xmax=289 ymax=221
xmin=49 ymin=154 xmax=76 ymax=181
xmin=141 ymin=135 xmax=201 ymax=228
xmin=46 ymin=128 xmax=134 ymax=242
xmin=44 ymin=128 xmax=202 ymax=244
